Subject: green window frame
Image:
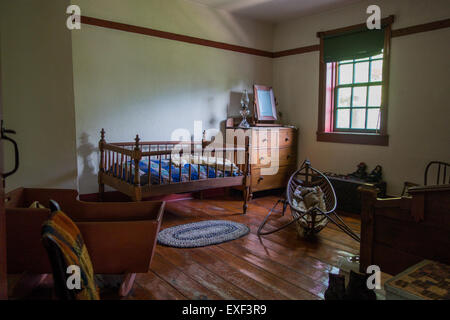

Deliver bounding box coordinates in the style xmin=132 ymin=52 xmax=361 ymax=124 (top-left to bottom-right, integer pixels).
xmin=334 ymin=53 xmax=384 ymax=133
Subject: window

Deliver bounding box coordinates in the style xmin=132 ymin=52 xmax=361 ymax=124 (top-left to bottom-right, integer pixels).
xmin=316 ymin=16 xmax=394 ymax=146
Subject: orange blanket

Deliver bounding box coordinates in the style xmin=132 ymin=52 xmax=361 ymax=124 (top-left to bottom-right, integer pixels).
xmin=42 ymin=211 xmax=99 ymax=300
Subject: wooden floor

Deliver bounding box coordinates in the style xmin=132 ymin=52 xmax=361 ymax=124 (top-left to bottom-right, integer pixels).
xmin=11 ymin=193 xmax=361 ymax=300
xmin=125 ymin=193 xmax=360 ymax=300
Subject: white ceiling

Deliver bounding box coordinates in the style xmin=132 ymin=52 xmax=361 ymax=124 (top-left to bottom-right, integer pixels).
xmin=189 ymin=0 xmax=364 ymax=23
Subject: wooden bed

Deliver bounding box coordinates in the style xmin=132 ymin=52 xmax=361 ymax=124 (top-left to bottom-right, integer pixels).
xmin=98 ymin=129 xmax=251 ymax=213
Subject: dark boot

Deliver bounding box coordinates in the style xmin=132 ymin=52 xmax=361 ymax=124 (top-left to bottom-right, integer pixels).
xmin=324 ymin=273 xmax=346 ymax=300
xmin=344 ymin=270 xmax=377 ymax=300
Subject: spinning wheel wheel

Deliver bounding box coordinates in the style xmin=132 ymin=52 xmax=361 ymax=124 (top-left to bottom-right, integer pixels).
xmin=257 ymin=160 xmax=360 ymax=242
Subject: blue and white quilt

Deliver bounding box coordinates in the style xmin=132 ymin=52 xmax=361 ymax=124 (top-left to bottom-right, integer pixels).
xmin=109 ymin=159 xmax=241 ymax=185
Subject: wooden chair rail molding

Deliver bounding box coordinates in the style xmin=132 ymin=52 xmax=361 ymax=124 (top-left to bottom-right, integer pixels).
xmin=80 ymin=16 xmax=273 ymax=58
xmin=80 ymin=16 xmax=450 ymax=59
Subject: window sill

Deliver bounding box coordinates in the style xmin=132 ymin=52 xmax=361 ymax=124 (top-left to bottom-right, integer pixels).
xmin=316 ymin=132 xmax=389 ymax=146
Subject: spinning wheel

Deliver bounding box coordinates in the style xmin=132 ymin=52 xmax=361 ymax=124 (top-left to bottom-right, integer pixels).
xmin=257 ymin=160 xmax=360 ymax=242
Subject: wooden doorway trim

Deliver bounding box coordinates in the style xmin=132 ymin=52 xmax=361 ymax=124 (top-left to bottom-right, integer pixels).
xmin=0 ymin=42 xmax=7 ymax=300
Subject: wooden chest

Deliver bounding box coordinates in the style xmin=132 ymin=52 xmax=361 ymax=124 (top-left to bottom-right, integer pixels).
xmin=226 ymin=127 xmax=298 ymax=195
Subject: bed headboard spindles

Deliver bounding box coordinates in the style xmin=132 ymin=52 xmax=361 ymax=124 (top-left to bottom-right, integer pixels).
xmin=133 ymin=134 xmax=142 ymax=186
xmin=99 ymin=129 xmax=106 ymax=174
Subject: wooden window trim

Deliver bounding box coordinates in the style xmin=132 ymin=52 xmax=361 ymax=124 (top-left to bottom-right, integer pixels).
xmin=316 ymin=132 xmax=389 ymax=146
xmin=317 ymin=16 xmax=394 ymax=146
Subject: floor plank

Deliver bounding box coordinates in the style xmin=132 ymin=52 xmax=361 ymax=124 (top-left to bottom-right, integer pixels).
xmin=176 ymin=247 xmax=287 ymax=300
xmin=157 ymin=246 xmax=255 ymax=300
xmin=204 ymin=246 xmax=319 ymax=300
xmin=149 ymin=253 xmax=222 ymax=300
xmin=134 ymin=271 xmax=186 ymax=300
xmin=217 ymin=241 xmax=327 ymax=298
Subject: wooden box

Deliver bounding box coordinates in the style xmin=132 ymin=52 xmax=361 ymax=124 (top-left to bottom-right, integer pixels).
xmin=5 ymin=188 xmax=164 ymax=275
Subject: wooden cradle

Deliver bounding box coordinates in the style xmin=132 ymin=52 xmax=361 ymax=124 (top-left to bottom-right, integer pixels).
xmin=98 ymin=129 xmax=251 ymax=213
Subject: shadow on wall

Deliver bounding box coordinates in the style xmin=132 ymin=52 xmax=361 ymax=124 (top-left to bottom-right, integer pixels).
xmin=207 ymin=97 xmax=218 ymax=127
xmin=77 ymin=132 xmax=98 ymax=194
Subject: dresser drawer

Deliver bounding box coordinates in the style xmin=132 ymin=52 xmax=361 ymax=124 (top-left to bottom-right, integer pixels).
xmin=251 ymin=166 xmax=296 ymax=192
xmin=278 ymin=129 xmax=296 ymax=148
xmin=251 ymin=129 xmax=271 ymax=149
xmin=251 ymin=128 xmax=296 ymax=149
xmin=252 ymin=147 xmax=297 ymax=168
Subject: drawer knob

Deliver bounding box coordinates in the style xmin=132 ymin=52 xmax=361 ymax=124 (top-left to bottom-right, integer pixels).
xmin=258 ymin=177 xmax=264 ymax=183
xmin=285 ymin=137 xmax=289 ymax=142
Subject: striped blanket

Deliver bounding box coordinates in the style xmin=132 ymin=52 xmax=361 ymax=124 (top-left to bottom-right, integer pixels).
xmin=42 ymin=211 xmax=100 ymax=300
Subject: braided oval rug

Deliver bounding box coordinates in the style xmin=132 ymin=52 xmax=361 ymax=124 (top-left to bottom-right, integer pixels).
xmin=157 ymin=220 xmax=250 ymax=248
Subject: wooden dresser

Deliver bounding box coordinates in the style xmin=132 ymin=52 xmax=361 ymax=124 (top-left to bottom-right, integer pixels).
xmin=226 ymin=126 xmax=298 ymax=197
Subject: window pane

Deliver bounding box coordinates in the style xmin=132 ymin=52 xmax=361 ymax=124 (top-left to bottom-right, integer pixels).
xmin=367 ymin=109 xmax=381 ymax=129
xmin=339 ymin=64 xmax=353 ymax=85
xmin=354 ymin=62 xmax=369 ymax=83
xmin=352 ymin=86 xmax=367 ymax=107
xmin=336 ymin=109 xmax=350 ymax=129
xmin=368 ymin=85 xmax=382 ymax=106
xmin=337 ymin=88 xmax=351 ymax=107
xmin=371 ymin=60 xmax=383 ymax=82
xmin=351 ymin=109 xmax=366 ymax=129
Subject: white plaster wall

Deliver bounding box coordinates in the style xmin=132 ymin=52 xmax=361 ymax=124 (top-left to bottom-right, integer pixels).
xmin=71 ymin=0 xmax=274 ymax=194
xmin=0 ymin=0 xmax=78 ymax=192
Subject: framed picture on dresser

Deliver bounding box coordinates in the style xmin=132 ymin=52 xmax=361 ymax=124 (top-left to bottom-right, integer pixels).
xmin=253 ymin=85 xmax=278 ymax=124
